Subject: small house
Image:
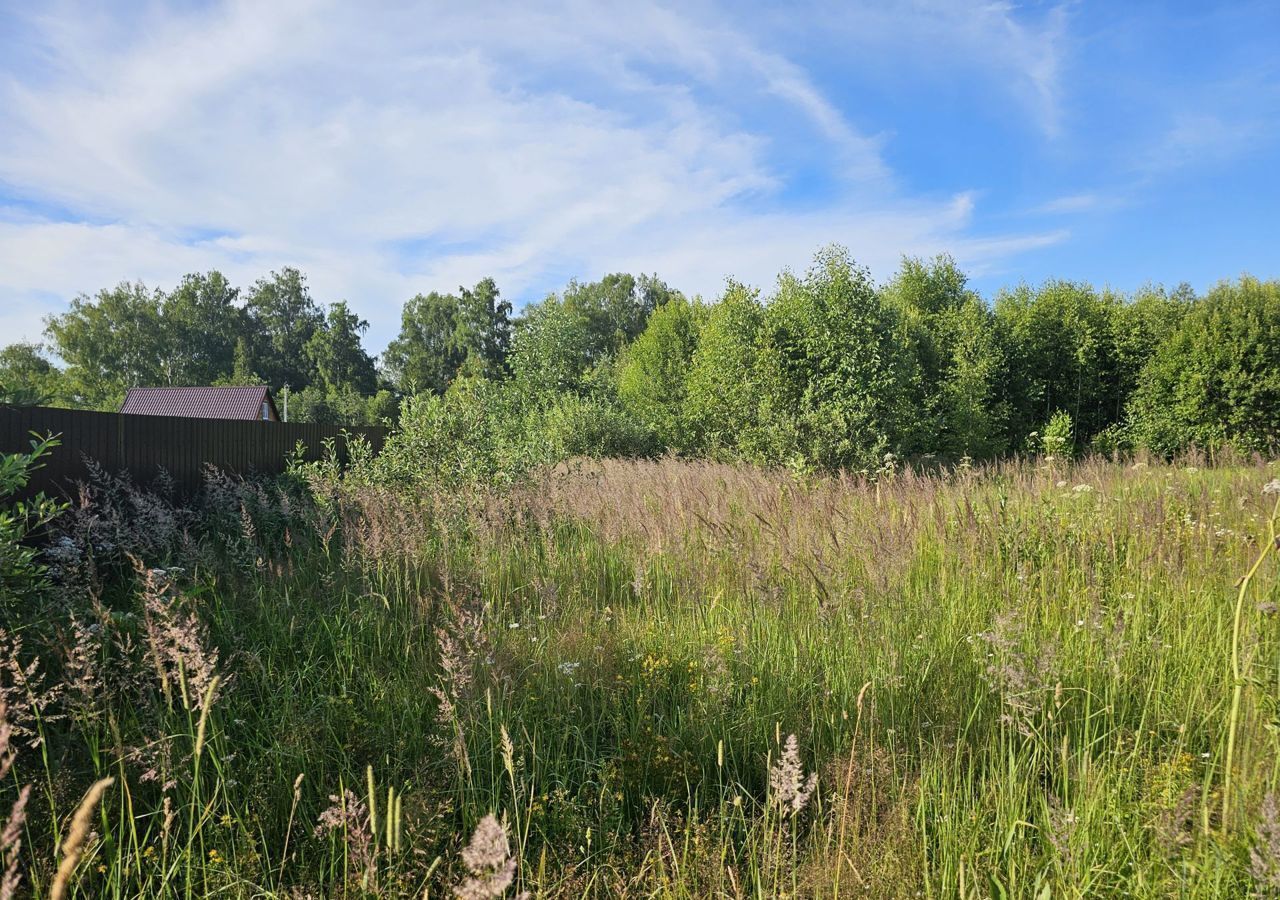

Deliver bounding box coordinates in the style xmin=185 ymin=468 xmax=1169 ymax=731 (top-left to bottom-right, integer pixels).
xmin=120 ymin=386 xmax=280 ymax=421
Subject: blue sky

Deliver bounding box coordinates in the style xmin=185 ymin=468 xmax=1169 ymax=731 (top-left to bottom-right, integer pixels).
xmin=1 ymin=0 xmax=1278 ymax=354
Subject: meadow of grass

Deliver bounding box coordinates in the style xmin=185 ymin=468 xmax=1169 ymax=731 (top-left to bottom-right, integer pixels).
xmin=4 ymin=453 xmax=1280 ymax=897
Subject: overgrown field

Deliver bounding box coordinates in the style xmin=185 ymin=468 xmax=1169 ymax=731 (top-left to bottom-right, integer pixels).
xmin=4 ymin=452 xmax=1280 ymax=897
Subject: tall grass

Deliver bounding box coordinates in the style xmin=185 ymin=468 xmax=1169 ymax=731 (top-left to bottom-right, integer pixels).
xmin=3 ymin=454 xmax=1280 ymax=896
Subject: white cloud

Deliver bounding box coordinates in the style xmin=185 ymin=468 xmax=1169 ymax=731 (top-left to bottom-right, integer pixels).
xmin=789 ymin=0 xmax=1072 ymax=137
xmin=1031 ymin=192 xmax=1131 ymax=216
xmin=0 ymin=0 xmax=1066 ymax=351
xmin=1035 ymin=193 xmax=1100 ymax=214
xmin=1143 ymin=112 xmax=1269 ymax=174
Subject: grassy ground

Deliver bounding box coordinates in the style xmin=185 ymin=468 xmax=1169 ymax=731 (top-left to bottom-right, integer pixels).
xmin=6 ymin=455 xmax=1280 ymax=897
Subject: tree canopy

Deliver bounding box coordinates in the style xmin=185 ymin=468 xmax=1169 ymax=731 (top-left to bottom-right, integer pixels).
xmin=10 ymin=248 xmax=1278 ymax=464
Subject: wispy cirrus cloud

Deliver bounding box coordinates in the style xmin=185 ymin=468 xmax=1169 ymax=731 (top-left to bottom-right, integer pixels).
xmin=0 ymin=0 xmax=1082 ymax=350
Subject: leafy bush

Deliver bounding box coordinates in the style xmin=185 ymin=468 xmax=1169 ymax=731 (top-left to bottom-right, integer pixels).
xmin=755 ymin=246 xmax=912 ymax=472
xmin=0 ymin=435 xmax=66 ymax=609
xmin=289 ymin=383 xmax=399 ymax=426
xmin=616 ymin=295 xmax=705 ymax=452
xmin=368 ymin=377 xmax=544 ymax=489
xmin=535 ymin=393 xmax=658 ymax=460
xmin=1040 ymin=410 xmax=1075 ymax=459
xmin=683 ymin=281 xmax=768 ymax=459
xmin=1089 ymin=423 xmax=1130 ymax=458
xmin=1128 ymin=276 xmax=1280 ymax=456
xmin=883 ymin=255 xmax=1008 ymax=460
xmin=994 ymin=280 xmax=1118 ymax=450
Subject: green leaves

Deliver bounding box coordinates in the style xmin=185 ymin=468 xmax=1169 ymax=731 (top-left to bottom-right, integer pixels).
xmin=884 ymin=254 xmax=1006 ymax=459
xmin=684 ymin=281 xmax=767 ymax=459
xmin=0 ymin=343 xmax=62 ymax=406
xmin=1128 ymin=276 xmax=1280 ymax=456
xmin=43 ymin=280 xmax=167 ymax=408
xmin=617 ymin=295 xmax=705 ymax=452
xmin=754 ymin=246 xmax=909 ymax=472
xmin=305 ymin=301 xmax=377 ymax=396
xmin=17 ymin=253 xmax=1280 ymax=467
xmin=0 ymin=434 xmax=67 ymax=610
xmin=383 ymin=280 xmax=513 ymax=396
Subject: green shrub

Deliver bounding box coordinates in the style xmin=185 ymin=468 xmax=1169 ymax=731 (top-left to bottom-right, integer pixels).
xmin=1089 ymin=423 xmax=1130 ymax=458
xmin=616 ymin=296 xmax=705 ymax=452
xmin=683 ymin=281 xmax=768 ymax=459
xmin=0 ymin=435 xmax=66 ymax=610
xmin=1040 ymin=410 xmax=1075 ymax=459
xmin=369 ymin=377 xmax=544 ymax=489
xmin=755 ymin=246 xmax=912 ymax=472
xmin=1128 ymin=276 xmax=1280 ymax=456
xmin=535 ymin=393 xmax=658 ymax=460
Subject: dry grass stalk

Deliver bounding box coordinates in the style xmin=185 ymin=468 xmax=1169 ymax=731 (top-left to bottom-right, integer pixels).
xmin=49 ymin=776 xmax=114 ymax=900
xmin=1251 ymin=792 xmax=1280 ymax=891
xmin=278 ymin=773 xmax=306 ymax=884
xmin=0 ymin=701 xmax=30 ymax=900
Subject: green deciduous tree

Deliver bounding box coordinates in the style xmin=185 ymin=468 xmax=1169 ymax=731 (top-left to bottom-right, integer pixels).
xmin=306 ymin=301 xmax=378 ymax=395
xmin=244 ymin=268 xmax=325 ymax=390
xmin=456 ymin=277 xmax=513 ymax=379
xmin=288 ymin=382 xmax=397 ymax=426
xmin=562 ymin=272 xmax=678 ymax=361
xmin=756 ymin=246 xmax=912 ymax=472
xmin=383 ymin=278 xmax=513 ymax=395
xmin=510 ymin=298 xmax=594 ymax=398
xmin=684 ymin=282 xmax=767 ymax=458
xmin=0 ymin=343 xmax=64 ymax=406
xmin=160 ymin=271 xmax=245 ymax=385
xmin=383 ymin=292 xmax=465 ymax=395
xmin=1107 ymin=283 xmax=1191 ymax=423
xmin=1128 ymin=276 xmax=1280 ymax=455
xmin=884 ymin=255 xmax=1007 ymax=459
xmin=994 ymin=280 xmax=1118 ymax=449
xmin=44 ymin=281 xmax=167 ymax=408
xmin=617 ymin=295 xmax=705 ymax=451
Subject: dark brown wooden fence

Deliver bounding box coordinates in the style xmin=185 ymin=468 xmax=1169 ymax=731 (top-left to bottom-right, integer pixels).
xmin=1 ymin=405 xmax=385 ymax=498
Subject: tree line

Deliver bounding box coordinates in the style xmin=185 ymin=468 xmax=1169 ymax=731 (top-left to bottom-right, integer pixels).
xmin=2 ymin=246 xmax=1278 ymax=469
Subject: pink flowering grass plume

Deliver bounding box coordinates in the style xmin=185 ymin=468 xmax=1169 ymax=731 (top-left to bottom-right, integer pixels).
xmin=135 ymin=560 xmax=226 ymax=710
xmin=0 ymin=628 xmax=64 ymax=749
xmin=315 ymin=789 xmax=374 ymax=885
xmin=769 ymin=734 xmax=818 ymax=817
xmin=454 ymin=814 xmax=526 ymax=900
xmin=61 ymin=615 xmax=107 ymax=724
xmin=0 ymin=702 xmax=31 ymax=900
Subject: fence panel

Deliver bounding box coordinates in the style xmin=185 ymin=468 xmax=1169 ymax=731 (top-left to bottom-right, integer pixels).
xmin=0 ymin=405 xmax=386 ymax=499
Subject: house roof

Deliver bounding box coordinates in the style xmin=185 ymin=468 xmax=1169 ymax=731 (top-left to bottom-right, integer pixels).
xmin=120 ymin=386 xmax=278 ymax=421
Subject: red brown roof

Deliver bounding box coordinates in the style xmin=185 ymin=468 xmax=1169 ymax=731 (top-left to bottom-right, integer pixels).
xmin=120 ymin=386 xmax=279 ymax=421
